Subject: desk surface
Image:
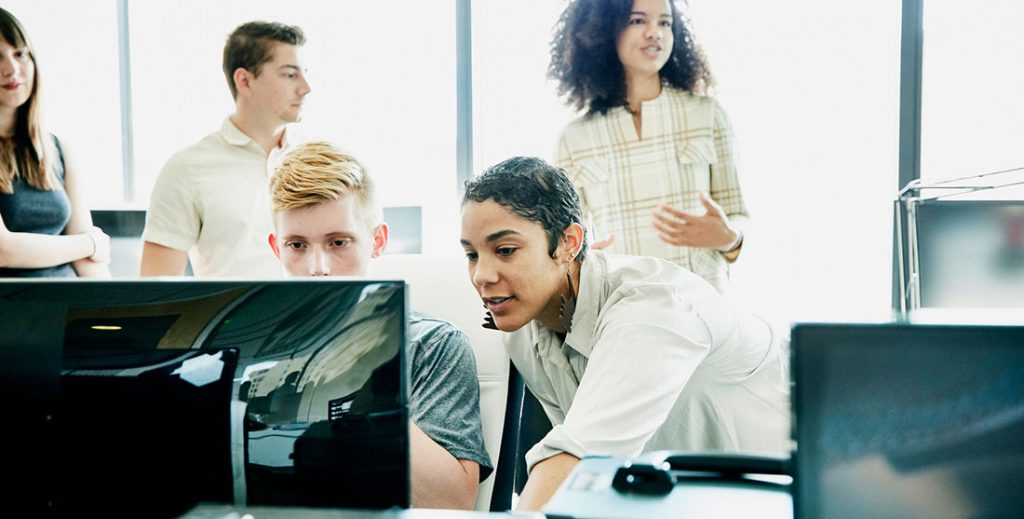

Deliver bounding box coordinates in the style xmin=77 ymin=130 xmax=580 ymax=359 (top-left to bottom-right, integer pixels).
xmin=183 ymin=505 xmax=543 ymax=519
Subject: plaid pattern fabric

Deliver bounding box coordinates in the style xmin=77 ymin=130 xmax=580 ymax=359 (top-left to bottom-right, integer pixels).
xmin=557 ymin=87 xmax=750 ymax=292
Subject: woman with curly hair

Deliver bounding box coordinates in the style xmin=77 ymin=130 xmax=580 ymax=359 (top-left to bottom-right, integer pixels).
xmin=0 ymin=7 xmax=110 ymax=277
xmin=550 ymin=0 xmax=747 ymax=293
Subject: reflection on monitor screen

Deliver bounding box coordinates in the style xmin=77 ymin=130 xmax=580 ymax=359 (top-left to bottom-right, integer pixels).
xmin=0 ymin=279 xmax=409 ymax=516
xmin=793 ymin=323 xmax=1024 ymax=519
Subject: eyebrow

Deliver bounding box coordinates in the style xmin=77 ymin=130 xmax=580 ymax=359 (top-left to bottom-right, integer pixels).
xmin=459 ymin=229 xmax=522 ymax=247
xmin=630 ymin=11 xmax=672 ymax=18
xmin=279 ymin=64 xmax=302 ymax=72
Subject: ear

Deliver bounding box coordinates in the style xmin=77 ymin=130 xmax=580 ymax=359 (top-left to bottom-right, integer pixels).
xmin=561 ymin=222 xmax=585 ymax=261
xmin=268 ymin=232 xmax=282 ymax=259
xmin=371 ymin=223 xmax=390 ymax=258
xmin=233 ymin=67 xmax=253 ymax=99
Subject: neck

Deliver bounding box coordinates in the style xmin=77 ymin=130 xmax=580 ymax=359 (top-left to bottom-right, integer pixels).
xmin=230 ymin=109 xmax=286 ymax=156
xmin=0 ymin=107 xmax=17 ymax=139
xmin=537 ymin=260 xmax=583 ymax=335
xmin=625 ymin=72 xmax=662 ymax=113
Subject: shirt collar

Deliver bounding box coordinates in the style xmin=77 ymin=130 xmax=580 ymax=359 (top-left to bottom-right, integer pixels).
xmin=218 ymin=117 xmax=291 ymax=151
xmin=532 ymin=250 xmax=607 ymax=359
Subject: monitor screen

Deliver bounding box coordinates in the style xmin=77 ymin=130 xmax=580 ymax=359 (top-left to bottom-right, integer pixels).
xmin=0 ymin=279 xmax=409 ymax=516
xmin=916 ymin=200 xmax=1024 ymax=308
xmin=793 ymin=323 xmax=1024 ymax=519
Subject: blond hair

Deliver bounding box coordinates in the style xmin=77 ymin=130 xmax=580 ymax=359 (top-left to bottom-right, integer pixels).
xmin=269 ymin=141 xmax=381 ymax=230
xmin=0 ymin=7 xmax=58 ymax=194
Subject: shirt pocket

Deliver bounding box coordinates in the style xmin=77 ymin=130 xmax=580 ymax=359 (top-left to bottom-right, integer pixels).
xmin=674 ymin=136 xmax=718 ymax=196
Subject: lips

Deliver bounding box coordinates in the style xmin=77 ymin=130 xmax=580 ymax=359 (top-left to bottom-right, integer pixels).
xmin=483 ymin=296 xmax=514 ymax=314
xmin=2 ymin=82 xmax=21 ymax=91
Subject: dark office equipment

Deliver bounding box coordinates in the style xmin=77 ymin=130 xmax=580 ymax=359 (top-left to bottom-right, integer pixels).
xmin=793 ymin=322 xmax=1024 ymax=519
xmin=0 ymin=279 xmax=410 ymax=516
xmin=895 ymin=167 xmax=1024 ymax=314
xmin=542 ymin=452 xmax=792 ymax=519
xmin=59 ymin=348 xmax=238 ymax=516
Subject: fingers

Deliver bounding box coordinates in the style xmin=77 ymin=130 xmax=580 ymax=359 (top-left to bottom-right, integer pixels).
xmin=654 ymin=204 xmax=693 ymax=222
xmin=699 ymin=192 xmax=723 ymax=216
xmin=591 ymin=232 xmax=616 ymax=250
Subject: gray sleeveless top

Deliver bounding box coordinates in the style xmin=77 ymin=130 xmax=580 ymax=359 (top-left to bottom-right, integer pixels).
xmin=0 ymin=136 xmax=75 ymax=277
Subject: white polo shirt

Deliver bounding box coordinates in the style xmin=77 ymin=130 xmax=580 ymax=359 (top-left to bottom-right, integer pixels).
xmin=143 ymin=118 xmax=289 ymax=278
xmin=504 ymin=251 xmax=791 ymax=472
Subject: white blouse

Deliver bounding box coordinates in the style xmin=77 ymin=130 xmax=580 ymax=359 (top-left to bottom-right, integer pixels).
xmin=503 ymin=251 xmax=791 ymax=472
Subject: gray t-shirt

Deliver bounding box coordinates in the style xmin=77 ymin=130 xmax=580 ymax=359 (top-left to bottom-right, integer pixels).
xmin=408 ymin=311 xmax=493 ymax=481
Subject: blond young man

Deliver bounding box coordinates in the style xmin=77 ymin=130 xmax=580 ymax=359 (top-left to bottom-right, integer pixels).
xmin=267 ymin=141 xmax=492 ymax=509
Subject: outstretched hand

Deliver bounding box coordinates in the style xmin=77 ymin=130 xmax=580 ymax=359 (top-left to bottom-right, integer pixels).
xmin=590 ymin=232 xmax=616 ymax=250
xmin=651 ymin=193 xmax=737 ymax=250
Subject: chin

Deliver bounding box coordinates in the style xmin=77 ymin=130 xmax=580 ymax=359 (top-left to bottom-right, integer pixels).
xmin=495 ymin=317 xmax=530 ymax=333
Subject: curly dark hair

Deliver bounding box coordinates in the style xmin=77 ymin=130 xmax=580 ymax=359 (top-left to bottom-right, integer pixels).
xmin=549 ymin=0 xmax=714 ymax=115
xmin=463 ymin=157 xmax=588 ymax=261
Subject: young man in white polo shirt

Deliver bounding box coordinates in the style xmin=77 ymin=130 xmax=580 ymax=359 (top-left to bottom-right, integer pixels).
xmin=266 ymin=141 xmax=493 ymax=509
xmin=141 ymin=21 xmax=310 ymax=278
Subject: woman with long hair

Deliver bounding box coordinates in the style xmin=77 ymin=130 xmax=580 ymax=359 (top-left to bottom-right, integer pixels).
xmin=0 ymin=7 xmax=110 ymax=277
xmin=550 ymin=0 xmax=747 ymax=293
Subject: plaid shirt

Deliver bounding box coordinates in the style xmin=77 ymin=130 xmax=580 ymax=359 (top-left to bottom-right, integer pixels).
xmin=557 ymin=87 xmax=750 ymax=292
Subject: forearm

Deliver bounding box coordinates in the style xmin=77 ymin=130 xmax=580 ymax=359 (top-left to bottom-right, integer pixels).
xmin=409 ymin=421 xmax=478 ymax=510
xmin=516 ymin=452 xmax=579 ymax=511
xmin=0 ymin=230 xmax=94 ymax=269
xmin=72 ymin=258 xmax=111 ymax=278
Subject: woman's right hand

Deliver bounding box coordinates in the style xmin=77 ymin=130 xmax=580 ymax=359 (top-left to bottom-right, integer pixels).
xmin=87 ymin=226 xmax=111 ymax=264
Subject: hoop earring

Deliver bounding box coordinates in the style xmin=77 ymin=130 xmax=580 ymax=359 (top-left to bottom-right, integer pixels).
xmin=559 ymin=262 xmax=577 ymax=333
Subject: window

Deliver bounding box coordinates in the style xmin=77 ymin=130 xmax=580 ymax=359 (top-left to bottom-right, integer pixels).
xmin=474 ymin=0 xmax=902 ymax=322
xmin=4 ymin=0 xmax=124 ymax=207
xmin=689 ymin=0 xmax=902 ymax=322
xmin=921 ymin=0 xmax=1024 ymax=186
xmin=129 ymin=1 xmax=457 ymax=254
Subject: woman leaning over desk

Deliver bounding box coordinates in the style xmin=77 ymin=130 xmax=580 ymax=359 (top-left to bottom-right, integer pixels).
xmin=0 ymin=8 xmax=110 ymax=278
xmin=551 ymin=0 xmax=748 ymax=293
xmin=460 ymin=157 xmax=789 ymax=511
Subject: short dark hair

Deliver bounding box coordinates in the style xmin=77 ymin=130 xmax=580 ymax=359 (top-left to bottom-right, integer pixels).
xmin=549 ymin=0 xmax=714 ymax=115
xmin=463 ymin=157 xmax=588 ymax=261
xmin=222 ymin=21 xmax=306 ymax=100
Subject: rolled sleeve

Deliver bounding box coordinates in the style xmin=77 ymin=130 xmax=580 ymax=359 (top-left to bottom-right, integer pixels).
xmin=142 ymin=154 xmax=200 ymax=252
xmin=708 ymin=100 xmax=751 ymax=239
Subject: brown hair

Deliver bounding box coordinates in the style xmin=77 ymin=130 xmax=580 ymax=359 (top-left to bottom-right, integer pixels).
xmin=222 ymin=21 xmax=306 ymax=100
xmin=0 ymin=7 xmax=58 ymax=194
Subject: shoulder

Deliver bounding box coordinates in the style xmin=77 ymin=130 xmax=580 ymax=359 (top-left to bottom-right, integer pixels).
xmin=663 ymin=86 xmax=722 ymax=116
xmin=593 ymin=251 xmax=720 ymax=314
xmin=562 ymin=110 xmax=612 ymax=136
xmin=155 ymin=129 xmax=227 ymax=182
xmin=408 ymin=311 xmax=473 ymax=359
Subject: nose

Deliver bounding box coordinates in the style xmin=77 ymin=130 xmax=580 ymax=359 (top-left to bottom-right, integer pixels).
xmin=309 ymin=248 xmax=330 ymax=276
xmin=298 ymin=75 xmax=311 ymax=97
xmin=1 ymin=55 xmax=17 ymax=78
xmin=471 ymin=256 xmax=499 ymax=289
xmin=645 ymin=25 xmax=664 ymax=40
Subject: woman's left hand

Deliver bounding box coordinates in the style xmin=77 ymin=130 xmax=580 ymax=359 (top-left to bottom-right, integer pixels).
xmin=651 ymin=193 xmax=738 ymax=249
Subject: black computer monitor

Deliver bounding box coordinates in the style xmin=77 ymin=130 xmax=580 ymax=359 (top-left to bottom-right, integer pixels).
xmin=0 ymin=279 xmax=409 ymax=517
xmin=793 ymin=322 xmax=1024 ymax=519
